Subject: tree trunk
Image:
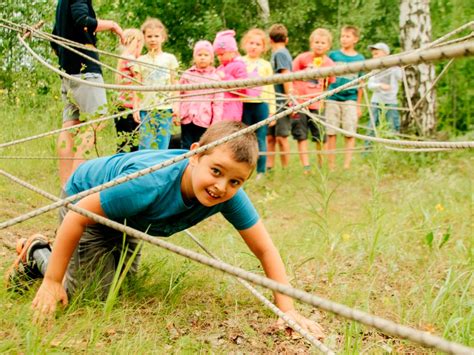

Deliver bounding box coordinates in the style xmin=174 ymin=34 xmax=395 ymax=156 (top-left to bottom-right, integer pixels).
xmin=399 ymin=0 xmax=436 ymax=135
xmin=256 ymin=0 xmax=270 ymax=23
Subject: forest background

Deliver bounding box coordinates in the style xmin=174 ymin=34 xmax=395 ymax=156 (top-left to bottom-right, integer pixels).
xmin=1 ymin=0 xmax=473 ymax=134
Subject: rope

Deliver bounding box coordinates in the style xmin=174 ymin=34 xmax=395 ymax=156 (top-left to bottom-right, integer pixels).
xmin=2 ymin=21 xmax=470 ymax=154
xmin=1 ymin=18 xmax=473 ymax=353
xmin=300 ymin=110 xmax=474 ymax=149
xmin=0 ymin=79 xmax=262 ymax=150
xmin=259 ymin=147 xmax=371 ymax=156
xmin=411 ymin=58 xmax=454 ymax=112
xmin=2 ymin=65 xmax=473 ymax=231
xmin=12 ymin=22 xmax=273 ymax=101
xmin=6 ymin=18 xmax=471 ymax=88
xmin=0 ymin=102 xmax=166 ymax=150
xmin=0 ymin=168 xmax=472 ymax=355
xmin=6 ymin=18 xmax=471 ymax=71
xmin=17 ymin=31 xmax=474 ymax=92
xmin=183 ymin=230 xmax=334 ymax=354
xmin=0 ymin=69 xmax=379 ymax=230
xmin=292 ymin=110 xmax=461 ymax=152
xmin=0 ymin=156 xmax=86 ymax=160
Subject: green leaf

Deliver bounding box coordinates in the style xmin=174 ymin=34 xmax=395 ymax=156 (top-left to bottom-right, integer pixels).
xmin=438 ymin=228 xmax=451 ymax=249
xmin=425 ymin=231 xmax=434 ymax=249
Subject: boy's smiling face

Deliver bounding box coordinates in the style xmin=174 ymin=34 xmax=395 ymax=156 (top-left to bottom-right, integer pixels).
xmin=182 ymin=144 xmax=253 ymax=207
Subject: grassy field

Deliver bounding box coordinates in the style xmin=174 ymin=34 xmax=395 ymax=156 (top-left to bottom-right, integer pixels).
xmin=0 ymin=92 xmax=473 ymax=353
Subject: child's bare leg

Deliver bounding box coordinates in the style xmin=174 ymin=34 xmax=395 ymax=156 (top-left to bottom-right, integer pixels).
xmin=297 ymin=139 xmax=309 ymax=168
xmin=58 ymin=120 xmax=79 ymax=187
xmin=327 ymin=135 xmax=337 ymax=170
xmin=343 ymin=136 xmax=355 ymax=169
xmin=70 ymin=127 xmax=96 ymax=174
xmin=267 ymin=135 xmax=276 ymax=169
xmin=277 ymin=136 xmax=290 ymax=168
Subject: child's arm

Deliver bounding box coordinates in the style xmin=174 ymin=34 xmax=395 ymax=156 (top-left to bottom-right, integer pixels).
xmin=132 ymin=71 xmax=142 ymax=123
xmin=31 ymin=193 xmax=105 ymax=318
xmin=280 ymin=68 xmax=294 ymax=97
xmin=170 ymin=70 xmax=180 ymax=125
xmin=95 ymin=20 xmax=125 ymax=44
xmin=357 ymin=86 xmax=363 ymax=118
xmin=212 ymin=89 xmax=225 ymax=123
xmin=239 ymin=220 xmax=325 ymax=338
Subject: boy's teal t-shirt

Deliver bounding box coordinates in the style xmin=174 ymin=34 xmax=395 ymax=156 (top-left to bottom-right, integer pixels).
xmin=65 ymin=149 xmax=260 ymax=236
xmin=327 ymin=50 xmax=365 ymax=102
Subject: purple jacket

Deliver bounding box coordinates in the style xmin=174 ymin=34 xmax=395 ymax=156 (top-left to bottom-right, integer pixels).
xmin=179 ymin=66 xmax=224 ymax=127
xmin=216 ymin=57 xmax=260 ymax=121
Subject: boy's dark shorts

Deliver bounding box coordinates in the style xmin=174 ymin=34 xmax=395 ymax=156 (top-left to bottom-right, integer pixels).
xmin=59 ymin=191 xmax=141 ymax=299
xmin=291 ymin=110 xmax=326 ymax=143
xmin=267 ymin=105 xmax=291 ymax=138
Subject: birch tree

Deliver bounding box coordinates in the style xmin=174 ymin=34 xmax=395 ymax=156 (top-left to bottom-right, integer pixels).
xmin=399 ymin=0 xmax=437 ymax=134
xmin=256 ymin=0 xmax=270 ymax=23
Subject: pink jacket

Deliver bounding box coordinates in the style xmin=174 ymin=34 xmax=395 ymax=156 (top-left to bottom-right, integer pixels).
xmin=179 ymin=66 xmax=224 ymax=127
xmin=216 ymin=57 xmax=260 ymax=121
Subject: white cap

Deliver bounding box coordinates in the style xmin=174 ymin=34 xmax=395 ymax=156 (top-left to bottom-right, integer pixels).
xmin=368 ymin=42 xmax=390 ymax=54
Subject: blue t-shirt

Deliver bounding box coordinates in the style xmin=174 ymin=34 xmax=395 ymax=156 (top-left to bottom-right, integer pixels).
xmin=271 ymin=48 xmax=293 ymax=103
xmin=327 ymin=50 xmax=365 ymax=102
xmin=65 ymin=150 xmax=260 ymax=236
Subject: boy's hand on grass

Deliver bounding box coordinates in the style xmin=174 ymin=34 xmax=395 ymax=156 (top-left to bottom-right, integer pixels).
xmin=31 ymin=279 xmax=68 ymax=323
xmin=275 ymin=309 xmax=325 ymax=340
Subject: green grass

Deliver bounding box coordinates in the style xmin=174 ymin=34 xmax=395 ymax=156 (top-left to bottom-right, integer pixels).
xmin=0 ymin=91 xmax=473 ymax=353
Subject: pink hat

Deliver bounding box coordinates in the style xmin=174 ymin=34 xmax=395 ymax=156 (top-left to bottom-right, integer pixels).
xmin=193 ymin=40 xmax=214 ymax=60
xmin=213 ymin=30 xmax=238 ymax=52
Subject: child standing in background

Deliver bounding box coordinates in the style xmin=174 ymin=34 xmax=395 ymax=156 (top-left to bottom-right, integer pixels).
xmin=114 ymin=28 xmax=144 ymax=153
xmin=241 ymin=28 xmax=276 ymax=179
xmin=213 ymin=30 xmax=254 ymax=122
xmin=367 ymin=42 xmax=402 ymax=135
xmin=133 ymin=18 xmax=179 ymax=150
xmin=267 ymin=24 xmax=293 ymax=170
xmin=179 ymin=40 xmax=224 ymax=149
xmin=292 ymin=28 xmax=336 ymax=171
xmin=325 ymin=25 xmax=365 ymax=170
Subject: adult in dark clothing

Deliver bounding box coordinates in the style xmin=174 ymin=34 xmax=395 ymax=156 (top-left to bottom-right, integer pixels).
xmin=52 ymin=0 xmax=124 ymax=187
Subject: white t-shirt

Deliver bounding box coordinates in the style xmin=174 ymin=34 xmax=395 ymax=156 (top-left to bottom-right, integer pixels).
xmin=134 ymin=52 xmax=179 ymax=110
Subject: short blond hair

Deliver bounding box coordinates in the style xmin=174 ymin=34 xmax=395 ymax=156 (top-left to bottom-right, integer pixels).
xmin=141 ymin=18 xmax=168 ymax=42
xmin=241 ymin=28 xmax=269 ymax=53
xmin=199 ymin=122 xmax=258 ymax=168
xmin=309 ymin=28 xmax=333 ymax=47
xmin=341 ymin=25 xmax=360 ymax=38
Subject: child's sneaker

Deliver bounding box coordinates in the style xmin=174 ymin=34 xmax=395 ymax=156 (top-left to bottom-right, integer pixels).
xmin=5 ymin=234 xmax=51 ymax=292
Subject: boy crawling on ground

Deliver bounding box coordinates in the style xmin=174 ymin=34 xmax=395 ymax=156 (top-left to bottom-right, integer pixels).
xmin=9 ymin=121 xmax=324 ymax=339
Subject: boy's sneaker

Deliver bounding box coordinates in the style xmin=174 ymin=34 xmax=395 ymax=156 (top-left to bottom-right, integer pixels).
xmin=5 ymin=234 xmax=51 ymax=292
